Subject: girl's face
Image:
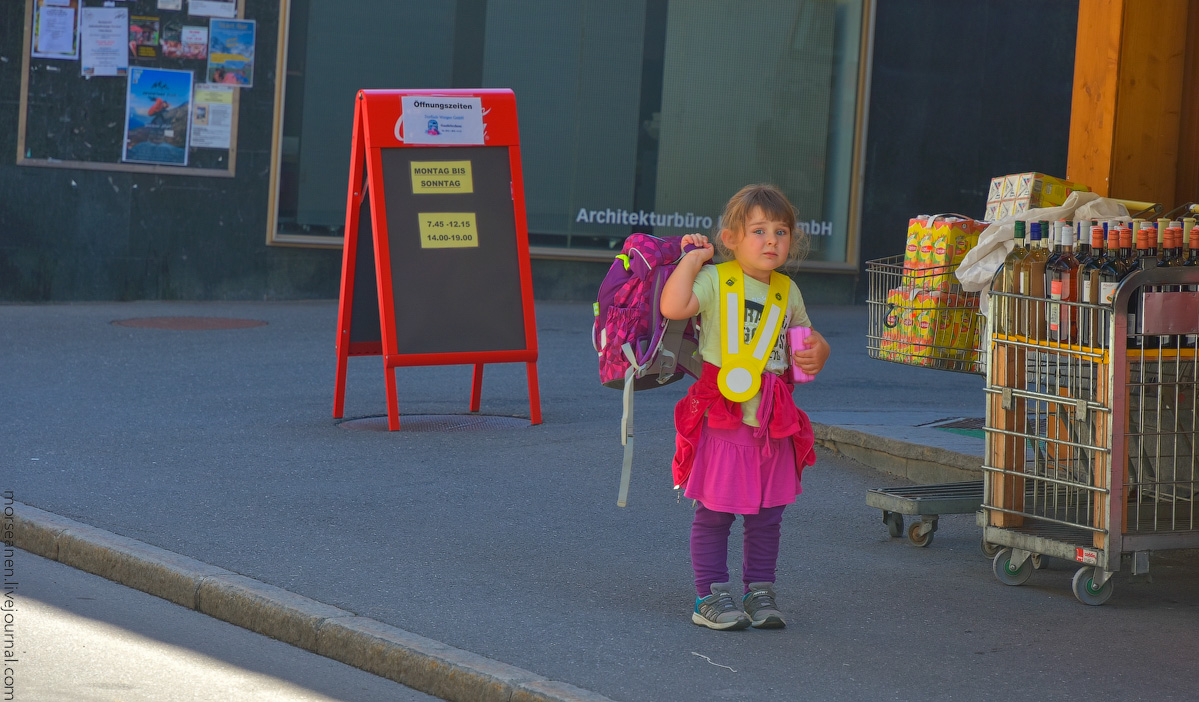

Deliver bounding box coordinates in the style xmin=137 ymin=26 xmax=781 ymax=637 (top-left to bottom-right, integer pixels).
xmin=722 ymin=206 xmax=791 ymax=282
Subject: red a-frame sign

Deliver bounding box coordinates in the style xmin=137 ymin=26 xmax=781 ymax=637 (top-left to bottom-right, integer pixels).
xmin=332 ymin=89 xmax=541 ymax=430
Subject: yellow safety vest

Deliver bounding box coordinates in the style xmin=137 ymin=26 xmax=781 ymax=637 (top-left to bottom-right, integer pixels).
xmin=715 ymin=261 xmax=790 ymax=403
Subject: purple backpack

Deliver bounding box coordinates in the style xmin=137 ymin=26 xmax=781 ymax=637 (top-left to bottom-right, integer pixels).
xmin=593 ymin=234 xmax=707 ymax=506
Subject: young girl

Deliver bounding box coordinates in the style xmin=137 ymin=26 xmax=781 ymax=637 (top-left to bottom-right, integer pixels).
xmin=660 ymin=184 xmax=829 ymax=630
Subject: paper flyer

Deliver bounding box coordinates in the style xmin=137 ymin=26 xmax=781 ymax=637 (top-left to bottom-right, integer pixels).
xmin=129 ymin=16 xmax=161 ymax=59
xmin=123 ymin=66 xmax=193 ymax=165
xmin=401 ymin=96 xmax=485 ymax=146
xmin=189 ymin=83 xmax=234 ymax=149
xmin=162 ymin=22 xmax=208 ymax=59
xmin=189 ymin=0 xmax=237 ymax=18
xmin=80 ymin=7 xmax=129 ymax=76
xmin=158 ymin=0 xmax=183 ymax=10
xmin=32 ymin=0 xmax=81 ymax=60
xmin=207 ymin=19 xmax=254 ymax=87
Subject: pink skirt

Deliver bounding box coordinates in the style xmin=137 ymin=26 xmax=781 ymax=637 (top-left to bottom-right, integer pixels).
xmin=682 ymin=418 xmax=801 ymax=515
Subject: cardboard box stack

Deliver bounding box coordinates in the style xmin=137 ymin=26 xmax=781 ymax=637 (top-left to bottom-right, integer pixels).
xmin=984 ymin=172 xmax=1089 ymax=220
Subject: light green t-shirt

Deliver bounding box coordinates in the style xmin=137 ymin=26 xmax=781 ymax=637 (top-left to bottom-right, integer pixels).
xmin=692 ymin=264 xmax=811 ymax=426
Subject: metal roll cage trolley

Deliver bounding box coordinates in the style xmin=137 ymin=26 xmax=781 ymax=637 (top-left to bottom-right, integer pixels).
xmin=867 ymin=206 xmax=1199 ymax=605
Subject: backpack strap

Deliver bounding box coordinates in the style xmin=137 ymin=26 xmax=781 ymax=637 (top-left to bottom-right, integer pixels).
xmin=617 ymin=345 xmax=640 ymax=507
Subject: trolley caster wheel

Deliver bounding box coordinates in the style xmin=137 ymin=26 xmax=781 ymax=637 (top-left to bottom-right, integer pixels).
xmin=981 ymin=539 xmax=1001 ymax=559
xmin=907 ymin=521 xmax=934 ymax=547
xmin=883 ymin=511 xmax=904 ymax=538
xmin=992 ymin=548 xmax=1033 ymax=586
xmin=1072 ymin=567 xmax=1114 ymax=606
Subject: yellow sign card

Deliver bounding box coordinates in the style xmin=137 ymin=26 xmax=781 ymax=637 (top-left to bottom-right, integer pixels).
xmin=410 ymin=161 xmax=474 ymax=194
xmin=419 ymin=213 xmax=478 ymax=249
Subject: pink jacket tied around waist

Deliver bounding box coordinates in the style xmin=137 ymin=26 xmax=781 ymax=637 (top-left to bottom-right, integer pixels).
xmin=673 ymin=362 xmax=816 ymax=489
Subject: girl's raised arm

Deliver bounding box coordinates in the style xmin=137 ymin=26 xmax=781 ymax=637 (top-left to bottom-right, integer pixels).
xmin=660 ymin=234 xmax=713 ymax=319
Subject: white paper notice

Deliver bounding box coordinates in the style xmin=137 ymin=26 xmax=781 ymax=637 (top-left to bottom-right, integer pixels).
xmin=81 ymin=7 xmax=128 ymax=76
xmin=190 ymin=83 xmax=234 ymax=149
xmin=158 ymin=0 xmax=183 ymax=10
xmin=189 ymin=0 xmax=237 ymax=18
xmin=33 ymin=5 xmax=78 ymax=59
xmin=401 ymin=96 xmax=484 ymax=145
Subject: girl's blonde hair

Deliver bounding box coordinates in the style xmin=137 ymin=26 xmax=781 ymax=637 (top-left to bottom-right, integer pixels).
xmin=714 ymin=184 xmax=809 ymax=264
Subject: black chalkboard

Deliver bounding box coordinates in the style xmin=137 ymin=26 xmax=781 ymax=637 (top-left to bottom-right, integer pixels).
xmin=18 ymin=0 xmax=240 ymax=175
xmin=377 ymin=145 xmax=527 ymax=355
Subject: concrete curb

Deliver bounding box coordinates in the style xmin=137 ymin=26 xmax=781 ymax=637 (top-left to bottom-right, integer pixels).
xmin=810 ymin=422 xmax=983 ymax=484
xmin=12 ymin=502 xmax=616 ymax=702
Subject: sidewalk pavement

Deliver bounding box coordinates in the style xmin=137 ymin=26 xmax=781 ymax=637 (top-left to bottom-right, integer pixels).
xmin=1 ymin=299 xmax=1016 ymax=701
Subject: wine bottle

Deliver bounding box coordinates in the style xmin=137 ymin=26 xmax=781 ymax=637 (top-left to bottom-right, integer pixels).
xmin=1047 ymin=224 xmax=1080 ymax=344
xmin=1080 ymin=226 xmax=1107 ymax=347
xmin=1019 ymin=222 xmax=1050 ymax=341
xmin=1095 ymin=227 xmax=1126 ymax=349
xmin=999 ymin=220 xmax=1028 ymax=335
xmin=1184 ymin=226 xmax=1199 ymax=348
xmin=1118 ymin=227 xmax=1140 ymax=350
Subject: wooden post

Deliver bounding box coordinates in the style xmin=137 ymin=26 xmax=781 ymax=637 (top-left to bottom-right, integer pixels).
xmin=989 ymin=342 xmax=1026 ymax=527
xmin=1067 ymin=0 xmax=1192 ymax=204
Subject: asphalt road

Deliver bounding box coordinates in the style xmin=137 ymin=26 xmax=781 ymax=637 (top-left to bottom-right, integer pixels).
xmin=10 ymin=550 xmax=437 ymax=702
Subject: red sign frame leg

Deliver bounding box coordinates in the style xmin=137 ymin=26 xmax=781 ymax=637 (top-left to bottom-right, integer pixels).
xmin=333 ymin=98 xmax=370 ymax=420
xmin=525 ymin=362 xmax=542 ymax=424
xmin=470 ymin=363 xmax=484 ymax=412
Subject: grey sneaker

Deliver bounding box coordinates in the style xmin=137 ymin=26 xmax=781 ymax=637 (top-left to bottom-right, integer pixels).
xmin=743 ymin=582 xmax=786 ymax=629
xmin=692 ymin=583 xmax=751 ymax=630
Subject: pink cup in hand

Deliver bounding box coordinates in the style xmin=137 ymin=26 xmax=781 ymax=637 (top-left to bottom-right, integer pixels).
xmin=787 ymin=326 xmax=816 ymax=384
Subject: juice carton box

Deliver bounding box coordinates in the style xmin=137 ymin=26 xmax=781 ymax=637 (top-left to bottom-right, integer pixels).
xmin=985 ymin=172 xmax=1091 ymax=218
xmin=903 ymin=217 xmax=924 ymax=274
xmin=988 ymin=176 xmax=1004 ymax=203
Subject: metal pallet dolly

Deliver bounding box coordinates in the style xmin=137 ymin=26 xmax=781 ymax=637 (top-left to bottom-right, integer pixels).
xmin=983 ymin=265 xmax=1199 ymax=605
xmin=865 ymin=250 xmax=988 ymax=548
xmin=866 ymin=480 xmax=984 ymax=547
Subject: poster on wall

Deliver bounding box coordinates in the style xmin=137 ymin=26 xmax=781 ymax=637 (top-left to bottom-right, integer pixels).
xmin=206 ymin=19 xmax=254 ymax=87
xmin=189 ymin=83 xmax=234 ymax=149
xmin=158 ymin=0 xmax=183 ymax=10
xmin=129 ymin=15 xmax=161 ymax=59
xmin=162 ymin=22 xmax=208 ymax=59
xmin=189 ymin=0 xmax=237 ymax=19
xmin=80 ymin=6 xmax=128 ymax=76
xmin=32 ymin=0 xmax=81 ymax=60
xmin=122 ymin=66 xmax=193 ymax=165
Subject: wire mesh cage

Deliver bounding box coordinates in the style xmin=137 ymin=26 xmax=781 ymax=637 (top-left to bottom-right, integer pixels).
xmin=866 ymin=255 xmax=986 ymax=375
xmin=981 ymin=266 xmax=1199 ymax=605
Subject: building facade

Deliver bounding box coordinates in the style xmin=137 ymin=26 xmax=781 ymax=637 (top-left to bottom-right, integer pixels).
xmin=0 ymin=0 xmax=1078 ymax=302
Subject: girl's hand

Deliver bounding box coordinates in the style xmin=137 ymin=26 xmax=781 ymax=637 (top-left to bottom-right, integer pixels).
xmin=681 ymin=233 xmax=714 ymax=263
xmin=791 ymin=329 xmax=830 ymax=375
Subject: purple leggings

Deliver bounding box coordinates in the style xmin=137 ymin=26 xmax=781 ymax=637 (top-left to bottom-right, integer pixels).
xmin=690 ymin=502 xmax=785 ymax=596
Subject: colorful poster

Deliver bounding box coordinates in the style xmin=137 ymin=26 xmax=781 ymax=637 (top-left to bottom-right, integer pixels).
xmin=162 ymin=22 xmax=208 ymax=59
xmin=189 ymin=83 xmax=234 ymax=149
xmin=129 ymin=16 xmax=161 ymax=59
xmin=207 ymin=19 xmax=254 ymax=87
xmin=32 ymin=0 xmax=80 ymax=60
xmin=189 ymin=0 xmax=237 ymax=18
xmin=123 ymin=67 xmax=193 ymax=165
xmin=80 ymin=7 xmax=128 ymax=76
